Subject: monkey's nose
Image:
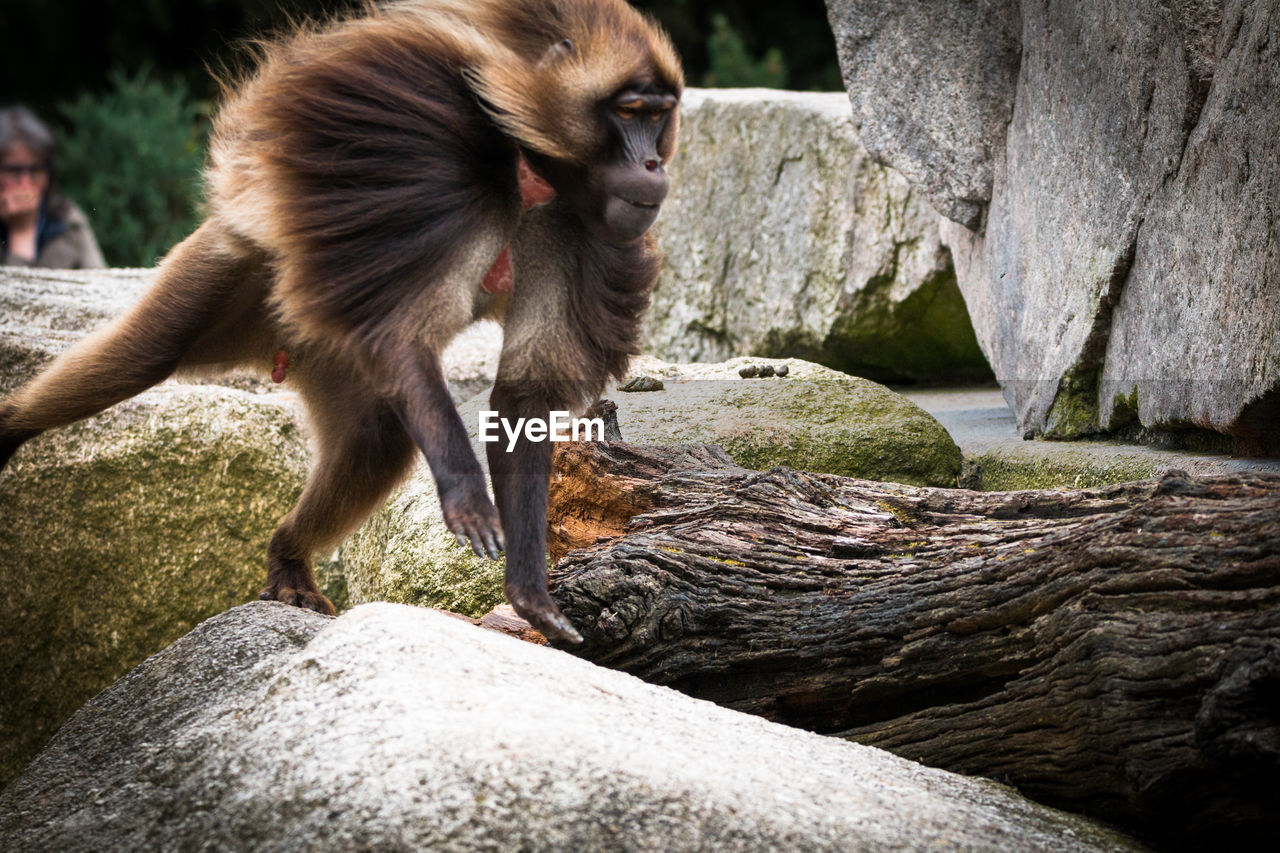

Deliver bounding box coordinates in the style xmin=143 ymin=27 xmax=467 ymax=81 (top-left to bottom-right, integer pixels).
xmin=617 ymin=162 xmax=669 ymax=208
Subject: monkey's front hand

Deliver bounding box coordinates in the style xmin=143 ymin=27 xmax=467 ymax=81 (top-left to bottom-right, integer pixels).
xmin=506 ymin=585 xmax=584 ymax=645
xmin=439 ymin=473 xmax=506 ymax=560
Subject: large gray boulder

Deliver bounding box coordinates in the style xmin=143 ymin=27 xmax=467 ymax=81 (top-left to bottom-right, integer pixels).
xmin=824 ymin=0 xmax=1021 ymax=228
xmin=1099 ymin=0 xmax=1280 ymax=453
xmin=0 ymin=601 xmax=1144 ymax=851
xmin=827 ymin=0 xmax=1280 ymax=452
xmin=0 ymin=267 xmax=153 ymax=394
xmin=0 ymin=266 xmax=502 ymax=402
xmin=648 ymin=88 xmax=991 ymax=385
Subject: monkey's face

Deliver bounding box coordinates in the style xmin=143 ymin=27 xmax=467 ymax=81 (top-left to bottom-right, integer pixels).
xmin=526 ymin=83 xmax=678 ymax=245
xmin=595 ymin=84 xmax=678 ymax=243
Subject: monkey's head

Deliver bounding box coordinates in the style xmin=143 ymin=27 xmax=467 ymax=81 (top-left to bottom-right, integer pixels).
xmin=587 ymin=79 xmax=679 ymax=243
xmin=470 ymin=0 xmax=683 ymax=244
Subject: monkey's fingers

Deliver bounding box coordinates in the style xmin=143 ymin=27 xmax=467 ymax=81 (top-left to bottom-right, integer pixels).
xmin=510 ymin=594 xmax=584 ymax=645
xmin=468 ymin=528 xmax=502 ymax=560
xmin=453 ymin=528 xmax=505 ymax=560
xmin=480 ymin=528 xmax=505 ymax=560
xmin=441 ymin=490 xmax=505 ymax=560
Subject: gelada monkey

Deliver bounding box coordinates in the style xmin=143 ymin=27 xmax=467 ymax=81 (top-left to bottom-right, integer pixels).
xmin=0 ymin=0 xmax=683 ymax=643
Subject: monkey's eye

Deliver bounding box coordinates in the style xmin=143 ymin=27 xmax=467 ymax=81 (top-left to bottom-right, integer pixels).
xmin=614 ymin=97 xmax=645 ymax=121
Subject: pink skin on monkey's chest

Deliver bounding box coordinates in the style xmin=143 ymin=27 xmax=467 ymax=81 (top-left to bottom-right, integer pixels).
xmin=481 ymin=156 xmax=555 ymax=295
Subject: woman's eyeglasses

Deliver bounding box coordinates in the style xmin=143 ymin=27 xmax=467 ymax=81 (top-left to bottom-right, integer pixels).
xmin=0 ymin=164 xmax=49 ymax=179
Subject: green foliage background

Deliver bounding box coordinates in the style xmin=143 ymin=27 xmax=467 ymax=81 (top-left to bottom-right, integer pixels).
xmin=702 ymin=13 xmax=788 ymax=88
xmin=1 ymin=0 xmax=841 ymax=267
xmin=56 ymin=70 xmax=208 ymax=267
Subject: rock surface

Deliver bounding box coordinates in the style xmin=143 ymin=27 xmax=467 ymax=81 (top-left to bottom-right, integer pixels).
xmin=0 ymin=384 xmax=311 ymax=787
xmin=0 ymin=601 xmax=1144 ymax=852
xmin=647 ymin=88 xmax=991 ymax=384
xmin=0 ymin=267 xmax=153 ymax=394
xmin=340 ymin=393 xmax=506 ymax=617
xmin=904 ymin=388 xmax=1280 ymax=491
xmin=614 ymin=357 xmax=962 ymax=487
xmin=827 ymin=0 xmax=1280 ymax=450
xmin=1100 ymin=0 xmax=1280 ymax=453
xmin=0 ymin=266 xmax=334 ymax=785
xmin=824 ymin=0 xmax=1021 ymax=228
xmin=0 ymin=266 xmax=503 ymax=401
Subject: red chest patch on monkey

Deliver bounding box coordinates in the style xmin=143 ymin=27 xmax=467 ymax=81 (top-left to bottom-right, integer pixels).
xmin=518 ymin=157 xmax=555 ymax=207
xmin=482 ymin=248 xmax=513 ymax=294
xmin=480 ymin=158 xmax=555 ymax=295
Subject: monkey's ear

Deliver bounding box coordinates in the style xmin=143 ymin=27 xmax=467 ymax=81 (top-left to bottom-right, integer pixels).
xmin=657 ymin=102 xmax=680 ymax=164
xmin=537 ymin=38 xmax=574 ymax=70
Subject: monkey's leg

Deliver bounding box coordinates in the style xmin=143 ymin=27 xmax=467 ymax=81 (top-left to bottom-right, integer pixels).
xmin=262 ymin=375 xmax=418 ymax=614
xmin=0 ymin=221 xmax=249 ymax=470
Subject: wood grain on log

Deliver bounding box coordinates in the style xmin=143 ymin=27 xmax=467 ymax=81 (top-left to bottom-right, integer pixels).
xmin=546 ymin=441 xmax=1280 ymax=846
xmin=438 ymin=605 xmax=547 ymax=645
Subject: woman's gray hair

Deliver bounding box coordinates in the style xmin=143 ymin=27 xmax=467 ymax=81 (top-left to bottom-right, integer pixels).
xmin=0 ymin=105 xmax=58 ymax=175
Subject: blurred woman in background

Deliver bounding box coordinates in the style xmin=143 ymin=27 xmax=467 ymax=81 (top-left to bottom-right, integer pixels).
xmin=0 ymin=106 xmax=104 ymax=268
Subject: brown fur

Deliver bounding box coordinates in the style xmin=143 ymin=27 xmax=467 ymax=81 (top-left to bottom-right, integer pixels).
xmin=0 ymin=0 xmax=682 ymax=642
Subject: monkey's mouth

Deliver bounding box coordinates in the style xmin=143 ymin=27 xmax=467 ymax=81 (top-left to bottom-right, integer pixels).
xmin=602 ymin=194 xmax=664 ymax=243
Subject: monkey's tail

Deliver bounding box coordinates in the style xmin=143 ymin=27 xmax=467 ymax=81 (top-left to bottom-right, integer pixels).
xmin=0 ymin=221 xmax=250 ymax=452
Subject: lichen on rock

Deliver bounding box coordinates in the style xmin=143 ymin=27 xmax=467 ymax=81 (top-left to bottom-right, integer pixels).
xmin=613 ymin=357 xmax=962 ymax=488
xmin=0 ymin=385 xmax=312 ymax=786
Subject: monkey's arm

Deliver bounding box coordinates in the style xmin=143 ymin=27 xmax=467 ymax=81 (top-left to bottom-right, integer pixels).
xmin=378 ymin=343 xmax=505 ymax=561
xmin=487 ymin=207 xmax=585 ymax=643
xmin=488 ymin=203 xmax=658 ymax=644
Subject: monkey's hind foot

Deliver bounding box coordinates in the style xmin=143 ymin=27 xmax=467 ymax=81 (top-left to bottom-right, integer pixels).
xmin=258 ymin=582 xmax=336 ymax=616
xmin=262 ymin=535 xmax=337 ymax=616
xmin=508 ymin=588 xmax=584 ymax=645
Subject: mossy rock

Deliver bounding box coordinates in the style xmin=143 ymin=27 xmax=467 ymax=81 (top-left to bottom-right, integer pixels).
xmin=340 ymin=393 xmax=506 ymax=618
xmin=0 ymin=385 xmax=312 ymax=787
xmin=973 ymin=452 xmax=1162 ymax=492
xmin=615 ymin=357 xmax=961 ymax=487
xmin=339 ymin=469 xmax=506 ymax=620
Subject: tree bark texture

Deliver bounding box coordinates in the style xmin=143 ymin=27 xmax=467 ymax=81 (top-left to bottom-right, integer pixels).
xmin=546 ymin=441 xmax=1280 ymax=847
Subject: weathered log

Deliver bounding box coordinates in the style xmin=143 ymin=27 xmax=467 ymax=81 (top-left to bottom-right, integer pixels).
xmin=547 ymin=441 xmax=1280 ymax=847
xmin=438 ymin=605 xmax=548 ymax=645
